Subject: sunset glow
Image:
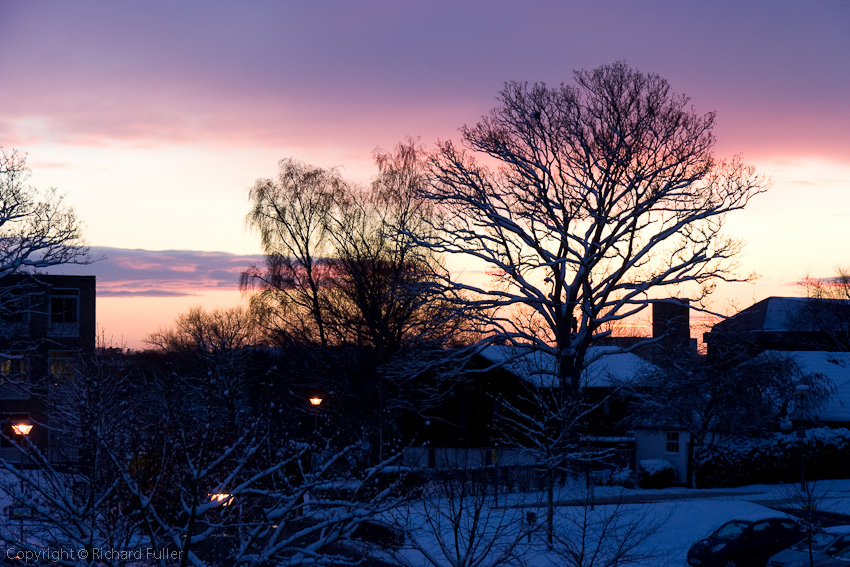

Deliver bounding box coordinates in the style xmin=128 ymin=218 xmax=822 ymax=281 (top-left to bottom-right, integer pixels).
xmin=1 ymin=1 xmax=848 ymax=348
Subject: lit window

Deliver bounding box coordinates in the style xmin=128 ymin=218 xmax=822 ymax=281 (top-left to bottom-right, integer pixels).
xmin=49 ymin=350 xmax=77 ymax=379
xmin=0 ymin=354 xmax=27 ymax=380
xmin=665 ymin=431 xmax=680 ymax=453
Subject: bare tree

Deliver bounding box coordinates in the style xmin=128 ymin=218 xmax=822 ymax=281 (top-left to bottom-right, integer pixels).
xmin=390 ymin=457 xmax=537 ymax=567
xmin=415 ymin=62 xmax=767 ymax=393
xmin=242 ymin=158 xmax=345 ymax=347
xmin=242 ymin=146 xmax=469 ymax=356
xmin=0 ymin=347 xmax=137 ymax=567
xmin=0 ymin=149 xmax=91 ymax=344
xmin=0 ymin=148 xmax=90 ymax=277
xmin=549 ymin=485 xmax=667 ymax=567
xmin=241 ymin=147 xmax=475 ymax=461
xmin=0 ymin=344 xmax=405 ymax=567
xmin=146 ymin=305 xmax=261 ymax=429
xmin=799 ymin=266 xmax=850 ymax=350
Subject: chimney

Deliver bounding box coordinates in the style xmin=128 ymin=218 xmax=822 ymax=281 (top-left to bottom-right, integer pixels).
xmin=652 ymin=299 xmax=691 ymax=354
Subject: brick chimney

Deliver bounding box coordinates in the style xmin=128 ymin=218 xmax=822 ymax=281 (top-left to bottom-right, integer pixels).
xmin=652 ymin=299 xmax=691 ymax=355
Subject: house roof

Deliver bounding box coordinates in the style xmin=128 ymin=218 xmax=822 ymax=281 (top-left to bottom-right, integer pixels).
xmin=758 ymin=350 xmax=850 ymax=423
xmin=478 ymin=344 xmax=657 ymax=389
xmin=712 ymin=297 xmax=850 ymax=334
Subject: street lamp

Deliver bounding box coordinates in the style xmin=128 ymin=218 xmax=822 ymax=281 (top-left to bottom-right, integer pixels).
xmin=13 ymin=422 xmax=32 ymax=543
xmin=795 ymin=384 xmax=811 ymax=493
xmin=309 ymin=396 xmax=324 ymax=433
xmin=210 ymin=493 xmax=233 ymax=507
xmin=12 ymin=423 xmax=33 ymax=436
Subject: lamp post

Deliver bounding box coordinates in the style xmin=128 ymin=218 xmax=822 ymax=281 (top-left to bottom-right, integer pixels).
xmin=309 ymin=396 xmax=323 ymax=433
xmin=12 ymin=422 xmax=32 ymax=543
xmin=308 ymin=396 xmax=324 ymax=475
xmin=795 ymin=384 xmax=811 ymax=493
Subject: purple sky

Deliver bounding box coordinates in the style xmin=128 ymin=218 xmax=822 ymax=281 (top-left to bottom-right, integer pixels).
xmin=1 ymin=1 xmax=848 ymax=347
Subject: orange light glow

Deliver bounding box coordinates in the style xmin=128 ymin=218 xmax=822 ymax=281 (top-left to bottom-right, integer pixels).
xmin=210 ymin=493 xmax=233 ymax=506
xmin=12 ymin=423 xmax=33 ymax=436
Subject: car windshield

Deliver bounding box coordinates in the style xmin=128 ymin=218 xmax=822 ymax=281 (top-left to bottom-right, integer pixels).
xmin=712 ymin=521 xmax=750 ymax=540
xmin=792 ymin=532 xmax=835 ymax=551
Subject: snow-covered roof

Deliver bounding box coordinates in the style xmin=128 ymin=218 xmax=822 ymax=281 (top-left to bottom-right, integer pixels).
xmin=478 ymin=344 xmax=657 ymax=389
xmin=713 ymin=297 xmax=850 ymax=333
xmin=759 ymin=350 xmax=850 ymax=423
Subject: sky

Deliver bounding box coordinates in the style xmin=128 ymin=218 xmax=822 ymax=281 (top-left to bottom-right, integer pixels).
xmin=1 ymin=1 xmax=848 ymax=348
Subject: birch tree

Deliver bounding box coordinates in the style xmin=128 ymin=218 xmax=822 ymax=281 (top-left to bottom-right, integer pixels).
xmin=241 ymin=146 xmax=475 ymax=461
xmin=417 ymin=62 xmax=767 ymax=393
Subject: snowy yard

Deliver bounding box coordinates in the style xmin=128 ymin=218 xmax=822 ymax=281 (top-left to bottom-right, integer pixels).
xmin=387 ymin=480 xmax=850 ymax=567
xmin=5 ymin=468 xmax=850 ymax=566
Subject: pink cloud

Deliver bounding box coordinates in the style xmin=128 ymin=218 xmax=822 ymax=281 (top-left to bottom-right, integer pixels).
xmin=46 ymin=247 xmax=263 ymax=297
xmin=1 ymin=1 xmax=846 ymax=164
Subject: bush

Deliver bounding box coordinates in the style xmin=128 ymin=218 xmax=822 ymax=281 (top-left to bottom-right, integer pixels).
xmin=594 ymin=466 xmax=636 ymax=488
xmin=695 ymin=428 xmax=850 ymax=488
xmin=638 ymin=459 xmax=675 ymax=488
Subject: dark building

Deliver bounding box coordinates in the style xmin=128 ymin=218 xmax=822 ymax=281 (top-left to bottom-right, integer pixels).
xmin=0 ymin=274 xmax=96 ymax=457
xmin=703 ymin=297 xmax=850 ymax=358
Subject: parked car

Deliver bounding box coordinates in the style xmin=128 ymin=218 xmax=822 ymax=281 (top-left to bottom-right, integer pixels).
xmin=824 ymin=544 xmax=850 ymax=567
xmin=768 ymin=530 xmax=850 ymax=567
xmin=687 ymin=518 xmax=804 ymax=567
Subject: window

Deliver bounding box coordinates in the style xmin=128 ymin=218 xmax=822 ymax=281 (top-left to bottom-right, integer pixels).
xmin=0 ymin=289 xmax=30 ymax=330
xmin=665 ymin=431 xmax=680 ymax=453
xmin=50 ymin=289 xmax=79 ymax=324
xmin=49 ymin=288 xmax=80 ymax=336
xmin=0 ymin=354 xmax=27 ymax=382
xmin=49 ymin=350 xmax=77 ymax=380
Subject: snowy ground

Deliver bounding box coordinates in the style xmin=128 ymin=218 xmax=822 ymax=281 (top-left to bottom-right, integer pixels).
xmin=5 ymin=468 xmax=850 ymax=566
xmin=612 ymin=480 xmax=850 ymax=566
xmin=390 ymin=479 xmax=850 ymax=567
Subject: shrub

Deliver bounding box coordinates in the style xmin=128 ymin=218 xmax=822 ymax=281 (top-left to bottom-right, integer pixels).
xmin=638 ymin=459 xmax=675 ymax=488
xmin=695 ymin=428 xmax=850 ymax=488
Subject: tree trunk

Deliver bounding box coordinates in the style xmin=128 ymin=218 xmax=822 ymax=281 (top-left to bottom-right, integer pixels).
xmin=686 ymin=436 xmax=695 ymax=488
xmin=546 ymin=467 xmax=554 ymax=550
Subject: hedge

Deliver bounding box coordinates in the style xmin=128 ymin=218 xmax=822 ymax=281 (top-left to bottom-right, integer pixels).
xmin=694 ymin=428 xmax=850 ymax=488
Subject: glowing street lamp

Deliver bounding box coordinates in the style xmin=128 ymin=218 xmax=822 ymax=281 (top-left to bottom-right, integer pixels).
xmin=12 ymin=423 xmax=33 ymax=436
xmin=11 ymin=422 xmax=33 ymax=542
xmin=309 ymin=395 xmax=325 ymax=442
xmin=210 ymin=493 xmax=233 ymax=507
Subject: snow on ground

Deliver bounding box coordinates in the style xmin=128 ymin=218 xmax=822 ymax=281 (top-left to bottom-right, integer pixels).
xmin=391 ymin=479 xmax=850 ymax=567
xmin=557 ymin=480 xmax=850 ymax=566
xmin=6 ymin=465 xmax=850 ymax=566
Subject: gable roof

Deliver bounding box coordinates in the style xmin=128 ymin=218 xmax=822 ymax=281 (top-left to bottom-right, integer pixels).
xmin=713 ymin=297 xmax=850 ymax=334
xmin=759 ymin=350 xmax=850 ymax=423
xmin=478 ymin=344 xmax=657 ymax=389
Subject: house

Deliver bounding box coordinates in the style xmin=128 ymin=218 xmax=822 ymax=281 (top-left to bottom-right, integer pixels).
xmin=635 ymin=298 xmax=850 ymax=486
xmin=402 ymin=300 xmax=700 ymax=480
xmin=704 ymin=296 xmax=850 ymax=357
xmin=0 ymin=274 xmax=96 ymax=459
xmin=755 ymin=350 xmax=850 ymax=426
xmin=402 ymin=342 xmax=661 ymax=471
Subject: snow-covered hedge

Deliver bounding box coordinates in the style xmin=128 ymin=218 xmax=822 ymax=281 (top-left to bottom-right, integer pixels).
xmin=638 ymin=459 xmax=675 ymax=488
xmin=695 ymin=428 xmax=850 ymax=488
